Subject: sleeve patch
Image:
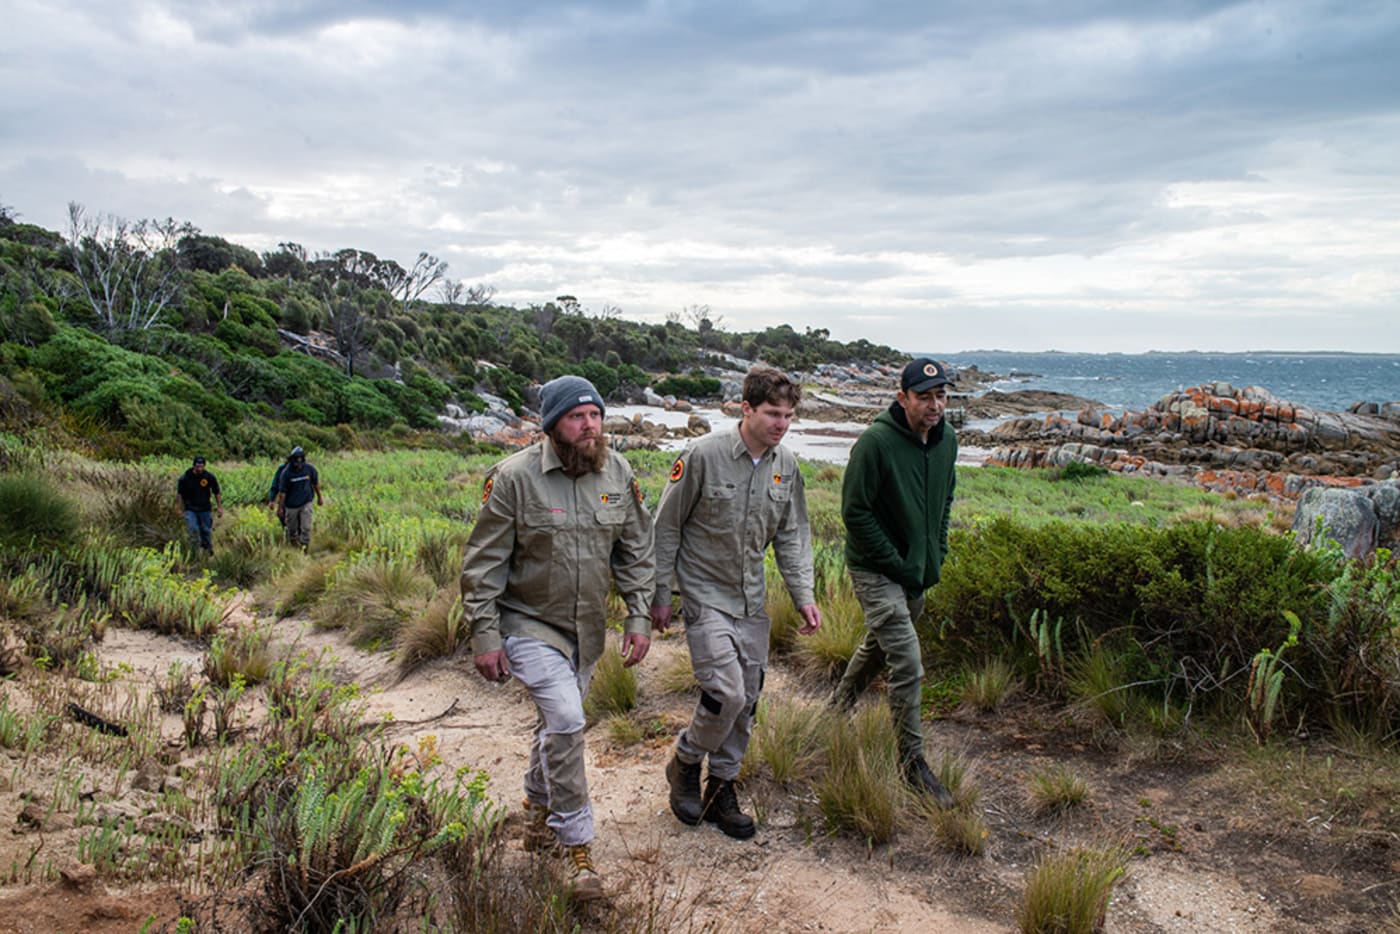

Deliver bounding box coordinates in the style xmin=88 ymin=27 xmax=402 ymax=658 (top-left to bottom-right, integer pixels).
xmin=633 ymin=479 xmax=644 ymax=503
xmin=669 ymin=459 xmax=685 ymax=482
xmin=481 ymin=477 xmax=494 ymax=503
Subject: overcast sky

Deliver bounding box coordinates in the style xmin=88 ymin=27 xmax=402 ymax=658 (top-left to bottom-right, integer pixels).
xmin=4 ymin=1 xmax=1398 ymax=353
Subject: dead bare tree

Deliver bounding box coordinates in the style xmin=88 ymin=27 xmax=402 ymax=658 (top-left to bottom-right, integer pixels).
xmin=65 ymin=201 xmax=193 ymax=331
xmin=387 ymin=251 xmax=448 ymax=311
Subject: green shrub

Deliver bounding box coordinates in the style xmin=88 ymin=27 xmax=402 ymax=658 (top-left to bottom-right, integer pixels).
xmin=584 ymin=643 xmax=638 ymax=721
xmin=653 ymin=375 xmax=722 ymax=399
xmin=0 ymin=473 xmax=81 ymax=546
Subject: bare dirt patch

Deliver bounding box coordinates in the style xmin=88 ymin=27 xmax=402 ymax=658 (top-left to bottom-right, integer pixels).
xmin=1 ymin=608 xmax=1397 ymax=932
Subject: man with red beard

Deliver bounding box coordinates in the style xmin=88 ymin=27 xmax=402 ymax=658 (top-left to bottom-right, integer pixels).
xmin=651 ymin=366 xmax=821 ymax=839
xmin=461 ymin=375 xmax=655 ymax=902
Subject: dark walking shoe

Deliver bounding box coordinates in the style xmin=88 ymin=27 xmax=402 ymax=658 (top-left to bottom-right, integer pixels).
xmin=701 ymin=776 xmax=756 ymax=839
xmin=666 ymin=754 xmax=704 ymax=826
xmin=902 ymin=756 xmax=956 ymax=809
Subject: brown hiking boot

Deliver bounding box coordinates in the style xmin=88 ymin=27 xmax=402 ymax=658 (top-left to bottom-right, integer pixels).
xmin=666 ymin=754 xmax=704 ymax=826
xmin=520 ymin=798 xmax=554 ymax=852
xmin=701 ymin=776 xmax=756 ymax=840
xmin=564 ymin=843 xmax=604 ymax=901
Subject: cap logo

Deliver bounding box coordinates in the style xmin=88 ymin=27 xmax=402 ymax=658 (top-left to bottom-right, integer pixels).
xmin=578 ymin=394 xmax=592 ymax=403
xmin=924 ymin=363 xmax=939 ymax=377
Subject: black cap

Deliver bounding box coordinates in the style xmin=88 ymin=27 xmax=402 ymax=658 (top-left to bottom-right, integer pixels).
xmin=901 ymin=358 xmax=952 ymax=393
xmin=192 ymin=455 xmax=206 ymax=466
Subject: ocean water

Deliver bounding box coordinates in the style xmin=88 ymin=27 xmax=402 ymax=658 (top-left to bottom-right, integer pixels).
xmin=937 ymin=352 xmax=1400 ymax=413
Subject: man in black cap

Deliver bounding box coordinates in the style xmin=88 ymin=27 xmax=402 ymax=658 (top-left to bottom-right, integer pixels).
xmin=176 ymin=455 xmax=222 ymax=554
xmin=831 ymin=358 xmax=958 ymax=807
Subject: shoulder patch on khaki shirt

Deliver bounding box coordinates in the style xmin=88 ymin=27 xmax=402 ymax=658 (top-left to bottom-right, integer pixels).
xmin=481 ymin=476 xmax=494 ymax=503
xmin=669 ymin=458 xmax=685 ymax=482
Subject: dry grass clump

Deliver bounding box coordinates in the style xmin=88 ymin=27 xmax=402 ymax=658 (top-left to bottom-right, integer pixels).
xmin=747 ymin=696 xmax=829 ymax=784
xmin=315 ymin=555 xmax=434 ymax=647
xmin=916 ymin=748 xmax=988 ymax=856
xmin=654 ymin=643 xmax=699 ymax=694
xmin=792 ymin=578 xmax=865 ymax=678
xmin=814 ymin=704 xmax=902 ymax=844
xmin=961 ymin=656 xmax=1019 ymax=712
xmin=584 ymin=643 xmax=637 ymax=722
xmin=1027 ymin=764 xmax=1090 ymax=817
xmin=1016 ymin=844 xmax=1127 ymax=934
xmin=396 ymin=590 xmax=470 ymax=679
xmin=269 ymin=552 xmax=338 ymax=618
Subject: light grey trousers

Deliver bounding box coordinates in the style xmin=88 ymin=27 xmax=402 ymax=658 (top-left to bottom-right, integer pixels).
xmin=675 ymin=602 xmax=770 ymax=781
xmin=503 ymin=635 xmax=597 ymax=846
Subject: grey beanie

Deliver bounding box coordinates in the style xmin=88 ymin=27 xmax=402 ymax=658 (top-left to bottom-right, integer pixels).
xmin=539 ymin=375 xmax=605 ymax=432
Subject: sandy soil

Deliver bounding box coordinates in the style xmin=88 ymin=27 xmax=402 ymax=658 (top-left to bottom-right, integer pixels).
xmin=1 ymin=602 xmax=1396 ymax=933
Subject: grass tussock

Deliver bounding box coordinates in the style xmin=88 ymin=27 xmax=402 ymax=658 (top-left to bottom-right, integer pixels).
xmin=0 ymin=473 xmax=82 ymax=548
xmin=269 ymin=552 xmax=338 ymax=618
xmin=792 ymin=576 xmax=865 ymax=679
xmin=204 ymin=623 xmax=275 ymax=688
xmin=1067 ymin=645 xmax=1134 ymax=728
xmin=814 ymin=704 xmax=902 ymax=844
xmin=654 ymin=644 xmax=699 ymax=694
xmin=604 ymin=713 xmax=644 ymax=746
xmin=961 ymin=656 xmax=1019 ymax=712
xmin=584 ymin=643 xmax=637 ymax=722
xmin=396 ymin=590 xmax=470 ymax=679
xmin=748 ymin=696 xmax=829 ymax=784
xmin=315 ymin=555 xmax=434 ymax=648
xmin=1016 ymin=844 xmax=1128 ymax=934
xmin=1027 ymin=764 xmax=1090 ymax=817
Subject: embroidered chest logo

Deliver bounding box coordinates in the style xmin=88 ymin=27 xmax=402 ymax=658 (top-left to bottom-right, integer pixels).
xmin=669 ymin=459 xmax=685 ymax=482
xmin=599 ymin=493 xmax=611 ymax=504
xmin=772 ymin=474 xmax=782 ymax=485
xmin=481 ymin=477 xmax=494 ymax=503
xmin=200 ymin=479 xmax=209 ymax=487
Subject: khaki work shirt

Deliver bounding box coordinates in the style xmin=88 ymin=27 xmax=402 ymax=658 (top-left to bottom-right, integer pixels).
xmin=461 ymin=440 xmax=655 ymax=669
xmin=652 ymin=428 xmax=815 ymax=617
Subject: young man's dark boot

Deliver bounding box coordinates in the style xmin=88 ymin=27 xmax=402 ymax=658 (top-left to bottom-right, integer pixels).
xmin=666 ymin=753 xmax=703 ymax=826
xmin=902 ymin=755 xmax=956 ymax=809
xmin=701 ymin=776 xmax=755 ymax=839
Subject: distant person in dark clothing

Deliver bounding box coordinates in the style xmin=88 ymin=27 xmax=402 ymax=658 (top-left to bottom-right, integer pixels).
xmin=267 ymin=459 xmax=289 ymax=527
xmin=276 ymin=446 xmax=323 ymax=551
xmin=176 ymin=455 xmax=223 ymax=554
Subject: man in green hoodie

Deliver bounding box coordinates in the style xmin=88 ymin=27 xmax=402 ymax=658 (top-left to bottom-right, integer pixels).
xmin=832 ymin=358 xmax=957 ymax=807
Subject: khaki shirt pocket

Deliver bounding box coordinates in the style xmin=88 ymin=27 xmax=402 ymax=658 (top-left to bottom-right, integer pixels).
xmin=767 ymin=477 xmax=793 ymax=504
xmin=517 ymin=505 xmax=566 ymax=594
xmin=697 ymin=483 xmax=738 ymax=526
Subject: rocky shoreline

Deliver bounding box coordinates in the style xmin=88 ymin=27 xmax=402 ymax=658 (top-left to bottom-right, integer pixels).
xmin=438 ymin=360 xmax=1400 ymax=511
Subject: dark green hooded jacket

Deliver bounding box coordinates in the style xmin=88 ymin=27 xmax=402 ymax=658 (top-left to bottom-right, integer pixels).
xmin=842 ymin=402 xmax=957 ymax=593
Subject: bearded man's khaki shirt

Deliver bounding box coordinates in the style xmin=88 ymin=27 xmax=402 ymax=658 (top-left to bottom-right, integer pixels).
xmin=462 ymin=440 xmax=655 ymax=668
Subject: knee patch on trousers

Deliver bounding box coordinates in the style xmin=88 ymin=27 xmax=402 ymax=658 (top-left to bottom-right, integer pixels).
xmin=700 ymin=690 xmax=723 ymax=716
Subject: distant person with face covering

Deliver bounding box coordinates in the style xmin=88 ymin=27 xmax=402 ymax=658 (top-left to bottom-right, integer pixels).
xmin=276 ymin=445 xmax=322 ymax=552
xmin=460 ymin=375 xmax=655 ymax=903
xmin=176 ymin=455 xmax=222 ymax=554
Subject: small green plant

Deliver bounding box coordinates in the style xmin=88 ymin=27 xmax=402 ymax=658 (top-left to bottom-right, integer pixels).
xmin=584 ymin=643 xmax=637 ymax=721
xmin=1244 ymin=609 xmax=1302 ymax=742
xmin=1016 ymin=844 xmax=1127 ymax=934
xmin=1027 ymin=764 xmax=1090 ymax=817
xmin=961 ymin=656 xmax=1018 ymax=712
xmin=204 ymin=623 xmax=274 ymax=688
